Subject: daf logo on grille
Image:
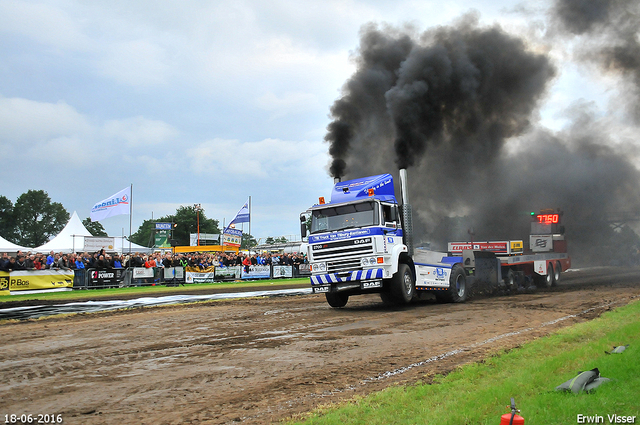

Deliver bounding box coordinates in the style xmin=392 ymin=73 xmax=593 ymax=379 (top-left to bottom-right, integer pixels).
xmin=354 ymin=238 xmax=371 ymax=245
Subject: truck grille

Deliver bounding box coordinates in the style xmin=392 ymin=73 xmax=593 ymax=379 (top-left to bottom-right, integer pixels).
xmin=311 ymin=237 xmax=375 ymax=273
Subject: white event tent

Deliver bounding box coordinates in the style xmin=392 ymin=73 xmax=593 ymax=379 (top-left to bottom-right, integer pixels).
xmin=0 ymin=235 xmax=32 ymax=253
xmin=32 ymin=211 xmax=152 ymax=254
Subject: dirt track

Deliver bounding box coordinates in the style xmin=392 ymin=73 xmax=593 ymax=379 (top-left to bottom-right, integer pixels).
xmin=2 ymin=267 xmax=640 ymax=424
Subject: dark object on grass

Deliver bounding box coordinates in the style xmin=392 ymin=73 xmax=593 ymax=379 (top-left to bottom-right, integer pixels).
xmin=605 ymin=345 xmax=628 ymax=354
xmin=555 ymin=368 xmax=610 ymax=394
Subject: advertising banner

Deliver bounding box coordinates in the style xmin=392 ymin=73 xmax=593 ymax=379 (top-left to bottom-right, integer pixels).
xmin=272 ymin=265 xmax=293 ymax=278
xmin=241 ymin=265 xmax=271 ymax=279
xmin=0 ymin=271 xmax=9 ymax=295
xmin=163 ymin=267 xmax=184 ymax=280
xmin=185 ymin=271 xmax=216 ymax=283
xmin=215 ymin=266 xmax=241 ymax=280
xmin=298 ymin=263 xmax=311 ymax=276
xmin=133 ymin=267 xmax=155 ymax=278
xmin=222 ymin=228 xmax=242 ymax=247
xmin=155 ymin=230 xmax=170 ymax=248
xmin=88 ymin=268 xmax=126 ymax=288
xmin=4 ymin=270 xmax=74 ymax=292
xmin=84 ymin=236 xmax=116 ymax=252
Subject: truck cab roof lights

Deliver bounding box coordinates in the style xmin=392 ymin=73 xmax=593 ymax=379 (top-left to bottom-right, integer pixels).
xmin=319 ymin=197 xmax=325 ymax=205
xmin=368 ymin=188 xmax=374 ymax=197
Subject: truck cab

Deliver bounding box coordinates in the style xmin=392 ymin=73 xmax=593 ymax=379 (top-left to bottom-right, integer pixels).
xmin=301 ymin=173 xmax=468 ymax=307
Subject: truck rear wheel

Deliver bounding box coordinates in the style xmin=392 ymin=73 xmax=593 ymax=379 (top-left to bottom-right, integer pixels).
xmin=436 ymin=265 xmax=467 ymax=303
xmin=504 ymin=269 xmax=517 ymax=293
xmin=545 ymin=263 xmax=554 ymax=288
xmin=554 ymin=261 xmax=561 ymax=284
xmin=325 ymin=292 xmax=349 ymax=308
xmin=390 ymin=263 xmax=415 ymax=304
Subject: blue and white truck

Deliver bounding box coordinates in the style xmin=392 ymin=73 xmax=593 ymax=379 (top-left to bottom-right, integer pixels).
xmin=300 ymin=170 xmax=570 ymax=308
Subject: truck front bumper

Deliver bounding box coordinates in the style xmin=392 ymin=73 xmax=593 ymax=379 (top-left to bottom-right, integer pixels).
xmin=311 ymin=268 xmax=384 ymax=294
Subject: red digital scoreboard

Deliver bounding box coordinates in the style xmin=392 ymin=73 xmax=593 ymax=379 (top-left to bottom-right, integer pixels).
xmin=535 ymin=213 xmax=560 ymax=224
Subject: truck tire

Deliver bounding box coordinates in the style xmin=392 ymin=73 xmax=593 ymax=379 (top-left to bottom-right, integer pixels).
xmin=504 ymin=269 xmax=516 ymax=293
xmin=554 ymin=261 xmax=562 ymax=285
xmin=436 ymin=264 xmax=468 ymax=303
xmin=390 ymin=263 xmax=415 ymax=304
xmin=379 ymin=291 xmax=395 ymax=305
xmin=326 ymin=292 xmax=349 ymax=308
xmin=534 ymin=263 xmax=554 ymax=288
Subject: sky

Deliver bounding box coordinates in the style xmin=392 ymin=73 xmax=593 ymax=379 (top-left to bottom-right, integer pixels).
xmin=0 ymin=0 xmax=617 ymax=244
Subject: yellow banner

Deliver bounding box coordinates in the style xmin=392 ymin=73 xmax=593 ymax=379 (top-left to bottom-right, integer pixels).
xmin=6 ymin=270 xmax=74 ymax=292
xmin=185 ymin=266 xmax=216 ymax=273
xmin=0 ymin=272 xmax=9 ymax=295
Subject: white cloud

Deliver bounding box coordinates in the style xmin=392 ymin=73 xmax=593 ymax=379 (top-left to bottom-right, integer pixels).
xmin=103 ymin=116 xmax=179 ymax=147
xmin=0 ymin=96 xmax=92 ymax=144
xmin=187 ymin=137 xmax=329 ymax=180
xmin=0 ymin=0 xmax=89 ymax=50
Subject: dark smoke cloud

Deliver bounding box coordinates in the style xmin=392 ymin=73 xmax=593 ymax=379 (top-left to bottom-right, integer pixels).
xmin=325 ymin=15 xmax=555 ymax=177
xmin=552 ymin=0 xmax=640 ymax=120
xmin=323 ymin=9 xmax=640 ymax=266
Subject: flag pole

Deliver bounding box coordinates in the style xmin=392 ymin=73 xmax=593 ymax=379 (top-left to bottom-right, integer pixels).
xmin=248 ymin=196 xmax=251 ymax=249
xmin=129 ymin=183 xmax=132 ymax=254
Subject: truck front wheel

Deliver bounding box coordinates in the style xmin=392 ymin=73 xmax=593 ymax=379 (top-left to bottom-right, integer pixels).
xmin=436 ymin=264 xmax=468 ymax=303
xmin=390 ymin=263 xmax=415 ymax=304
xmin=326 ymin=292 xmax=349 ymax=308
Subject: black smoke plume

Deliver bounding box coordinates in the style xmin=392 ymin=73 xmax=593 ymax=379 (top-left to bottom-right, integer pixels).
xmin=552 ymin=0 xmax=640 ymax=120
xmin=324 ymin=11 xmax=640 ymax=266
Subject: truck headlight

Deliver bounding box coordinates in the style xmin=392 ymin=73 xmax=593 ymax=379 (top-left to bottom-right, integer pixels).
xmin=361 ymin=257 xmax=377 ymax=267
xmin=311 ymin=262 xmax=327 ymax=272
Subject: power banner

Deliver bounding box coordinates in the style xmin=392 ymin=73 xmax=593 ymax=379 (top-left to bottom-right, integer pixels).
xmin=0 ymin=270 xmax=74 ymax=294
xmin=88 ymin=268 xmax=126 ymax=288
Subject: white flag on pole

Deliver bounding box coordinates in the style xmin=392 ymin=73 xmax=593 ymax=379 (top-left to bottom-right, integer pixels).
xmin=90 ymin=186 xmax=131 ymax=222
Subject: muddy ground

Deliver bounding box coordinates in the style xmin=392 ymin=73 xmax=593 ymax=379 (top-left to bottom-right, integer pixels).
xmin=1 ymin=267 xmax=639 ymax=424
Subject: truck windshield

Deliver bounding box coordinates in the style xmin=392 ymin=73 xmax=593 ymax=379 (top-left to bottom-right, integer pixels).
xmin=310 ymin=201 xmax=379 ymax=234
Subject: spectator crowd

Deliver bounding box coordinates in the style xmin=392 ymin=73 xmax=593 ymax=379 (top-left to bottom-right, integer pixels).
xmin=0 ymin=250 xmax=307 ymax=272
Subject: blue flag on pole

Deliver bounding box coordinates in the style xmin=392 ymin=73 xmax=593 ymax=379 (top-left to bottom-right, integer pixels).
xmin=228 ymin=200 xmax=250 ymax=226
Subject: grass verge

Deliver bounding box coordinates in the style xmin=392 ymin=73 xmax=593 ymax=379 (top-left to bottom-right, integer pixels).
xmin=0 ymin=278 xmax=309 ymax=304
xmin=291 ymin=300 xmax=640 ymax=424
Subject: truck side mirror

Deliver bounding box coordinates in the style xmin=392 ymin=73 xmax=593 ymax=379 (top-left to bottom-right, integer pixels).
xmin=300 ymin=215 xmax=307 ymax=238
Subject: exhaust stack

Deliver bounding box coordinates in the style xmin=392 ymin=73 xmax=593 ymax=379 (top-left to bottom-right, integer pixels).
xmin=399 ymin=169 xmax=414 ymax=256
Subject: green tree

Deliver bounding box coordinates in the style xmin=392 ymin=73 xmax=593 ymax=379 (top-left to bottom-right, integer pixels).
xmin=265 ymin=236 xmax=275 ymax=245
xmin=82 ymin=218 xmax=108 ymax=236
xmin=0 ymin=195 xmax=16 ymax=242
xmin=241 ymin=233 xmax=257 ymax=249
xmin=130 ymin=205 xmax=220 ymax=247
xmin=275 ymin=236 xmax=289 ymax=244
xmin=13 ymin=190 xmax=69 ymax=247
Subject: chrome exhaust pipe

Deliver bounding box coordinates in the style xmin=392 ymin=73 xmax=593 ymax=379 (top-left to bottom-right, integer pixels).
xmin=399 ymin=169 xmax=414 ymax=256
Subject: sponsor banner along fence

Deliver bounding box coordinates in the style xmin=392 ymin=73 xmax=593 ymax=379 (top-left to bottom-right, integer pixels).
xmin=1 ymin=263 xmax=312 ymax=295
xmin=0 ymin=270 xmax=74 ymax=294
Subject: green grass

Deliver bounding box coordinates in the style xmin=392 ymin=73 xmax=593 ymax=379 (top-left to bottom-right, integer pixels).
xmin=292 ymin=300 xmax=640 ymax=425
xmin=0 ymin=278 xmax=309 ymax=304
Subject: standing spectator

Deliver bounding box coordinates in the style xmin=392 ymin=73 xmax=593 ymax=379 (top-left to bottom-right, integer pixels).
xmin=75 ymin=255 xmax=86 ymax=269
xmin=46 ymin=251 xmax=55 ymax=268
xmin=1 ymin=257 xmax=17 ymax=271
xmin=14 ymin=255 xmax=28 ymax=270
